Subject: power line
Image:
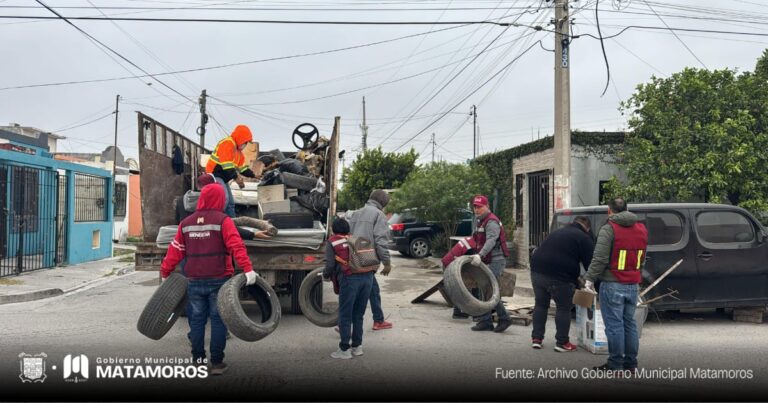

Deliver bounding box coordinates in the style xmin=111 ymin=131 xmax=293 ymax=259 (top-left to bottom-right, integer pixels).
xmin=0 ymin=23 xmax=473 ymax=91
xmin=55 ymin=112 xmax=114 ymax=132
xmin=575 ymin=25 xmax=768 ymax=40
xmin=32 ymin=0 xmax=195 ymax=103
xmin=640 ymin=0 xmax=707 ymax=69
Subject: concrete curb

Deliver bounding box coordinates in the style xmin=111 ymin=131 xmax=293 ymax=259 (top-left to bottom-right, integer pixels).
xmin=0 ymin=263 xmax=136 ymax=305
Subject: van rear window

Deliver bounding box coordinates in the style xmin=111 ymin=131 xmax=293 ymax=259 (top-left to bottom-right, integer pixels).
xmin=696 ymin=211 xmax=754 ymax=243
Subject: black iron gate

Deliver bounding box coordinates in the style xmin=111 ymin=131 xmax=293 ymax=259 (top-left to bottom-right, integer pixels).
xmin=0 ymin=163 xmax=61 ymax=277
xmin=528 ymin=170 xmax=551 ymax=254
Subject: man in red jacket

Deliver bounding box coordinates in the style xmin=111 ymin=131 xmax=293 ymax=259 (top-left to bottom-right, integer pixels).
xmin=161 ymin=183 xmax=256 ymax=376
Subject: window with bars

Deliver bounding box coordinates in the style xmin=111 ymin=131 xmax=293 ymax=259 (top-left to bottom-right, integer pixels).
xmin=114 ymin=182 xmax=127 ymax=219
xmin=515 ymin=174 xmax=524 ymax=227
xmin=74 ymin=174 xmax=108 ymax=222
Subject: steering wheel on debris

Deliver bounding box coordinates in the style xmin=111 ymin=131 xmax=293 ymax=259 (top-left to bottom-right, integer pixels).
xmin=292 ymin=123 xmax=320 ymax=151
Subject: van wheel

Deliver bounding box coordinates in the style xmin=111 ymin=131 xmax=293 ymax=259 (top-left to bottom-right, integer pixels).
xmin=217 ymin=274 xmax=281 ymax=342
xmin=410 ymin=237 xmax=430 ymax=258
xmin=137 ymin=273 xmax=188 ymax=340
xmin=298 ymin=267 xmax=338 ymax=327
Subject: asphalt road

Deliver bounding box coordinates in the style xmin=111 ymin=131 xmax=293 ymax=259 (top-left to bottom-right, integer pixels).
xmin=1 ymin=255 xmax=766 ymax=401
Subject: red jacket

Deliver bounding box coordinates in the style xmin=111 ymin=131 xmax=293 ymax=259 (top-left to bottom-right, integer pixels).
xmin=160 ymin=184 xmax=253 ymax=279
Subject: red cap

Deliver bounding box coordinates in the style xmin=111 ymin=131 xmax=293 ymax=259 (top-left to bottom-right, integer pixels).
xmin=472 ymin=195 xmax=489 ymax=207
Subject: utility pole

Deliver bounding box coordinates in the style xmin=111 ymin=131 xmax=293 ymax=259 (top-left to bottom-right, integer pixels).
xmin=553 ymin=0 xmax=572 ymax=209
xmin=360 ymin=96 xmax=368 ymax=152
xmin=431 ymin=133 xmax=435 ymax=163
xmin=112 ymin=94 xmax=120 ymax=178
xmin=470 ymin=105 xmax=477 ymax=159
xmin=198 ymin=89 xmax=208 ymax=149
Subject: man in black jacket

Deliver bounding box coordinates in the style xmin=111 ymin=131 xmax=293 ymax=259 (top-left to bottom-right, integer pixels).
xmin=530 ymin=216 xmax=594 ymax=352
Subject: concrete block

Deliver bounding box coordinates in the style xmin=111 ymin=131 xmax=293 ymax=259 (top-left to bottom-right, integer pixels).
xmin=733 ymin=307 xmax=765 ymax=324
xmin=258 ymin=184 xmax=285 ymax=203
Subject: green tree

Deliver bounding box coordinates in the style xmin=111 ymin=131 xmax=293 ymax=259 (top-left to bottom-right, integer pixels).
xmin=337 ymin=147 xmax=418 ymax=211
xmin=388 ymin=161 xmax=491 ymax=253
xmin=617 ymin=52 xmax=768 ymax=215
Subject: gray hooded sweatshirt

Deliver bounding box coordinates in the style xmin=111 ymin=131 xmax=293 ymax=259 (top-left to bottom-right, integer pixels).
xmin=585 ymin=210 xmax=646 ymax=283
xmin=346 ymin=200 xmax=391 ymax=265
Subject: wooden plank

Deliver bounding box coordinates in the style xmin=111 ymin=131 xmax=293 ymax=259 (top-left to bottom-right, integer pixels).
xmin=412 ymin=280 xmax=445 ymax=304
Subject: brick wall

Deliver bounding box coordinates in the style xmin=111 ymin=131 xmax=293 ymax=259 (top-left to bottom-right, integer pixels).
xmin=512 ymin=148 xmax=554 ymax=269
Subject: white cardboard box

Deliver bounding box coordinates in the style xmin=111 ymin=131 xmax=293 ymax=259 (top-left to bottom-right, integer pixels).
xmin=258 ymin=200 xmax=290 ymax=218
xmin=575 ymin=297 xmax=608 ymax=355
xmin=258 ymin=184 xmax=285 ymax=203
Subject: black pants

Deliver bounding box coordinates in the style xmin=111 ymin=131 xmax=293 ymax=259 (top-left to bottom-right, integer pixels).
xmin=531 ymin=271 xmax=575 ymax=345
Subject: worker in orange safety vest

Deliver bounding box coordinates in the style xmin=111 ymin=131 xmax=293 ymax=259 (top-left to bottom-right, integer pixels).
xmin=205 ymin=125 xmax=257 ymax=217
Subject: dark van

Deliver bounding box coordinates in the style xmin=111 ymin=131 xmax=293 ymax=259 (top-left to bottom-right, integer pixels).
xmin=552 ymin=203 xmax=768 ymax=311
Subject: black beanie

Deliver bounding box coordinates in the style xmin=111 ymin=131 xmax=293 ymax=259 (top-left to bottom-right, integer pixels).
xmin=369 ymin=189 xmax=390 ymax=208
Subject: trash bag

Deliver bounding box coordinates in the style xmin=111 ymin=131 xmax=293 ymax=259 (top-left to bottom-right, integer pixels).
xmin=278 ymin=158 xmax=309 ymax=176
xmin=259 ymin=169 xmax=283 ymax=186
xmin=290 ymin=192 xmax=329 ymax=218
xmin=183 ymin=190 xmax=200 ymax=212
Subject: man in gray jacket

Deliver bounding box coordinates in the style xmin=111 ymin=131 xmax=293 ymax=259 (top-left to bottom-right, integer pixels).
xmin=347 ymin=189 xmax=394 ymax=330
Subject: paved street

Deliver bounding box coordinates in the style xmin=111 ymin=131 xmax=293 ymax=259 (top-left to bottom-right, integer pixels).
xmin=1 ymin=254 xmax=766 ymax=401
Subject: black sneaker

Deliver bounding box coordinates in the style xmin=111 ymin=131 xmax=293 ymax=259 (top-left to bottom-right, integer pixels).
xmin=452 ymin=311 xmax=470 ymax=319
xmin=210 ymin=362 xmax=228 ymax=376
xmin=471 ymin=321 xmax=495 ymax=331
xmin=493 ymin=319 xmax=513 ymax=333
xmin=593 ymin=363 xmax=612 ymax=371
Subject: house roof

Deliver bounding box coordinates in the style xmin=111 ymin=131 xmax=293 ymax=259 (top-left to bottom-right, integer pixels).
xmin=473 ymin=131 xmax=625 ymax=165
xmin=0 ymin=124 xmax=66 ymax=140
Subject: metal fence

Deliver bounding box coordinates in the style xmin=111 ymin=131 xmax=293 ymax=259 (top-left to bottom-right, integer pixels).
xmin=74 ymin=173 xmax=108 ymax=222
xmin=527 ymin=170 xmax=551 ymax=253
xmin=57 ymin=174 xmax=68 ymax=265
xmin=1 ymin=163 xmax=62 ymax=277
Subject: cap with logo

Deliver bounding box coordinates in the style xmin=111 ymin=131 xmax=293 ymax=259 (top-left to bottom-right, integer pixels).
xmin=472 ymin=195 xmax=489 ymax=207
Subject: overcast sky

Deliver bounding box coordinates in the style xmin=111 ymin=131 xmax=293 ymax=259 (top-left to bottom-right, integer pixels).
xmin=1 ymin=0 xmax=767 ymax=166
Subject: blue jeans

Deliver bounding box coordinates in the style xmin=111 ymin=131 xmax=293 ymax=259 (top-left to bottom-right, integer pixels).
xmin=599 ymin=281 xmax=640 ymax=370
xmin=214 ymin=176 xmax=236 ymax=218
xmin=370 ymin=276 xmax=384 ymax=322
xmin=338 ymin=272 xmax=374 ymax=351
xmin=188 ymin=278 xmax=229 ymax=364
xmin=476 ymin=260 xmax=509 ymax=323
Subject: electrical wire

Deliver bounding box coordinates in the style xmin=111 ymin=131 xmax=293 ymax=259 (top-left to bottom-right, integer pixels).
xmin=640 ymin=0 xmax=706 ymax=69
xmin=595 ymin=0 xmax=611 ymax=97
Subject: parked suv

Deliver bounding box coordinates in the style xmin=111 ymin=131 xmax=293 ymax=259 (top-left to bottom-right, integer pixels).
xmin=387 ymin=209 xmax=474 ymax=258
xmin=552 ymin=203 xmax=768 ymax=311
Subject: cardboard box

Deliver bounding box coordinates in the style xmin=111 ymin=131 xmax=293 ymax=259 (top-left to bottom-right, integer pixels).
xmin=258 ymin=200 xmax=290 ymax=218
xmin=258 ymin=184 xmax=285 ymax=203
xmin=573 ymin=289 xmax=596 ymax=308
xmin=575 ymin=297 xmax=608 ymax=355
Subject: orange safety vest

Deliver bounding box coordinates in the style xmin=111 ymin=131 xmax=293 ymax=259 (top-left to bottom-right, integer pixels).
xmin=206 ymin=125 xmax=252 ymax=174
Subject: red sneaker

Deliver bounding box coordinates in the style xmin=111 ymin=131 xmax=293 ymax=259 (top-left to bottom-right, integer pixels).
xmin=372 ymin=320 xmax=393 ymax=330
xmin=554 ymin=342 xmax=577 ymax=352
xmin=531 ymin=339 xmax=543 ymax=349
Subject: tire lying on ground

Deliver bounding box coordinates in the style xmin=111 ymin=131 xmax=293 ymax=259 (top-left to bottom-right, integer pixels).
xmin=217 ymin=273 xmax=281 ymax=342
xmin=298 ymin=267 xmax=338 ymax=327
xmin=137 ymin=272 xmax=188 ymax=340
xmin=442 ymin=255 xmax=501 ymax=317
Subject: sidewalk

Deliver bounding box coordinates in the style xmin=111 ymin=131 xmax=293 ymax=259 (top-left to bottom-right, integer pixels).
xmin=0 ymin=249 xmax=136 ymax=305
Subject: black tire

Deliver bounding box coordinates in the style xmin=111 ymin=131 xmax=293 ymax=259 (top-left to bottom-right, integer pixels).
xmin=217 ymin=274 xmax=281 ymax=342
xmin=280 ymin=172 xmax=318 ymax=191
xmin=298 ymin=267 xmax=338 ymax=327
xmin=289 ymin=271 xmax=306 ymax=314
xmin=409 ymin=237 xmax=431 ymax=258
xmin=442 ymin=255 xmax=500 ymax=317
xmin=137 ymin=273 xmax=188 ymax=340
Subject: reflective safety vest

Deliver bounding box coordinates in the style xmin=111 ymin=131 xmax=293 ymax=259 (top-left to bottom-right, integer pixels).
xmin=181 ymin=210 xmax=229 ymax=279
xmin=472 ymin=212 xmax=510 ymax=264
xmin=441 ymin=237 xmax=477 ymax=268
xmin=206 ymin=137 xmax=249 ymax=174
xmin=608 ymin=221 xmax=648 ymax=284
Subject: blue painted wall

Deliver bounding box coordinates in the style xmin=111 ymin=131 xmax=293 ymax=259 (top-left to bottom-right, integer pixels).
xmin=0 ymin=144 xmax=113 ymax=266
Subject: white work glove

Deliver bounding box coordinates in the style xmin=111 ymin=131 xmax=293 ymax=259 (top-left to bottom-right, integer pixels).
xmin=584 ymin=280 xmax=596 ymax=294
xmin=245 ymin=270 xmax=258 ymax=286
xmin=470 ymin=254 xmax=483 ymax=266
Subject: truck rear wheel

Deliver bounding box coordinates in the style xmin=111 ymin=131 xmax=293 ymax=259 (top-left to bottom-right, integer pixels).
xmin=289 ymin=271 xmax=307 ymax=314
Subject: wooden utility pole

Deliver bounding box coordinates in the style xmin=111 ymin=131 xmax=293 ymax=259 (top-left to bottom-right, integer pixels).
xmin=360 ymin=96 xmax=369 ymax=152
xmin=112 ymin=94 xmax=120 ymax=178
xmin=553 ymin=0 xmax=572 ymax=209
xmin=198 ymin=89 xmax=208 ymax=149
